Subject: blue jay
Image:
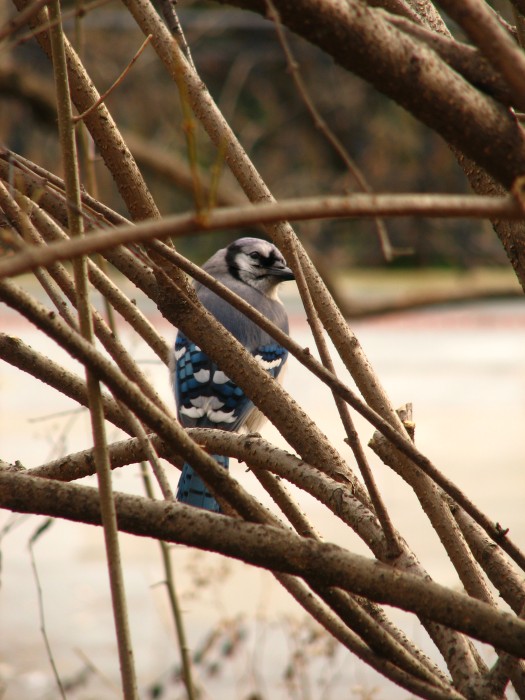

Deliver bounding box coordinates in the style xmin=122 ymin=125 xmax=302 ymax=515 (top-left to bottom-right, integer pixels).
xmin=172 ymin=237 xmax=294 ymax=512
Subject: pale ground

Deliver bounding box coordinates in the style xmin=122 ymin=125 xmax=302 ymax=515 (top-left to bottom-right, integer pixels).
xmin=1 ymin=272 xmax=524 ymax=699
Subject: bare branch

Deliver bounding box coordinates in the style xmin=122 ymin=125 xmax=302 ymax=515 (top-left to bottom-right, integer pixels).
xmin=435 ymin=0 xmax=525 ymax=111
xmin=11 ymin=0 xmax=161 ymax=222
xmin=2 ymin=470 xmax=525 ymax=660
xmin=73 ymin=34 xmax=153 ymax=123
xmin=218 ymin=0 xmax=525 ymax=189
xmin=0 ymin=192 xmax=521 ymax=279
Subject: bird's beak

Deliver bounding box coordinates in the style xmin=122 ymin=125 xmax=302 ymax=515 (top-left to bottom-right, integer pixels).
xmin=271 ymin=263 xmax=295 ymax=281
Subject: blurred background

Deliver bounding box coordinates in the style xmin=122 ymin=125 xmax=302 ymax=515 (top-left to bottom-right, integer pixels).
xmin=0 ymin=0 xmax=521 ymax=289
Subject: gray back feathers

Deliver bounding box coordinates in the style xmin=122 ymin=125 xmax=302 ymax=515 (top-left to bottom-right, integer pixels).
xmin=194 ymin=238 xmax=293 ymax=351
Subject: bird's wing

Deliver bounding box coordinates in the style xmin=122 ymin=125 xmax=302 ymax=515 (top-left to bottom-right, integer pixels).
xmin=174 ymin=333 xmax=252 ymax=431
xmin=252 ymin=341 xmax=288 ymax=380
xmin=174 ymin=333 xmax=289 ymax=432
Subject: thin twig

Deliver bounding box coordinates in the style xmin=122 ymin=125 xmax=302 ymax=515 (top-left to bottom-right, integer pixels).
xmin=159 ymin=0 xmax=196 ymax=70
xmin=73 ymin=35 xmax=153 ymax=123
xmin=157 ymin=5 xmax=203 ymax=213
xmin=6 ymin=0 xmax=112 ymax=48
xmin=28 ymin=519 xmax=67 ymax=700
xmin=0 ymin=0 xmax=50 ymax=41
xmin=286 ymin=238 xmax=401 ymax=557
xmin=513 ymin=5 xmax=525 ymax=48
xmin=47 ymin=2 xmax=139 ymax=696
xmin=139 ymin=464 xmax=197 ymax=700
xmin=265 ymin=0 xmax=400 ymax=261
xmin=0 ymin=191 xmax=523 ymax=280
xmin=252 ymin=468 xmax=318 ymax=538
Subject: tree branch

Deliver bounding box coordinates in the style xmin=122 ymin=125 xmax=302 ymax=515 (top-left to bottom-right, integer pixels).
xmin=217 ymin=0 xmax=525 ymax=189
xmin=0 ymin=192 xmax=522 ymax=279
xmin=2 ymin=469 xmax=525 ymax=660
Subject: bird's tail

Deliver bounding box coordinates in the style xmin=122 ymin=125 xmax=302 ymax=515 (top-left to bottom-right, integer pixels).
xmin=176 ymin=454 xmax=229 ymax=512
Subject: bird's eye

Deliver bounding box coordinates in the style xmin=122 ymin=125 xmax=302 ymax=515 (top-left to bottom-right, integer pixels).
xmin=249 ymin=252 xmax=261 ymax=261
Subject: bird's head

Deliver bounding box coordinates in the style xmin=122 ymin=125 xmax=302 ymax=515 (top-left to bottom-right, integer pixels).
xmin=225 ymin=237 xmax=294 ymax=297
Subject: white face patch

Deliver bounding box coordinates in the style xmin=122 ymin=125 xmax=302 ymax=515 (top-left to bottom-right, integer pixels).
xmin=174 ymin=346 xmax=186 ymax=360
xmin=255 ymin=354 xmax=282 ymax=371
xmin=235 ymin=242 xmax=287 ymax=292
xmin=213 ymin=370 xmax=230 ymax=384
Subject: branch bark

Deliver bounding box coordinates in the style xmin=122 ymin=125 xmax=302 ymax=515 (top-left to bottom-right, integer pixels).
xmin=1 ymin=469 xmax=525 ymax=660
xmin=218 ymin=0 xmax=525 ymax=189
xmin=11 ymin=0 xmax=160 ymax=222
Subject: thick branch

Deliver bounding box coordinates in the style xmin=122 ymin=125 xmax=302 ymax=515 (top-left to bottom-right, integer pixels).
xmin=1 ymin=470 xmax=525 ymax=660
xmin=383 ymin=12 xmax=513 ymax=105
xmin=219 ymin=0 xmax=525 ymax=189
xmin=435 ymin=0 xmax=525 ymax=111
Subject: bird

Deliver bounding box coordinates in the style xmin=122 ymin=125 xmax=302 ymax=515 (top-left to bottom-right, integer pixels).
xmin=172 ymin=237 xmax=294 ymax=512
